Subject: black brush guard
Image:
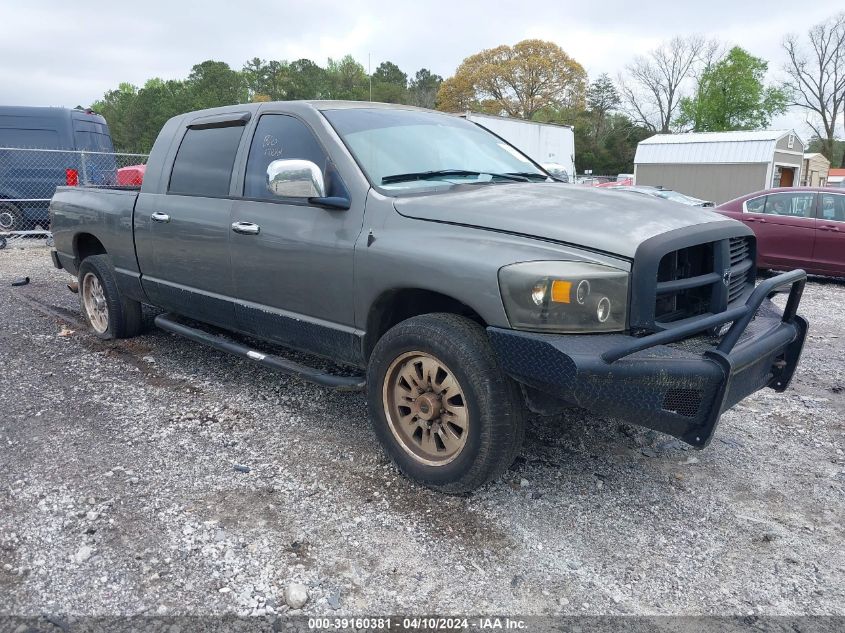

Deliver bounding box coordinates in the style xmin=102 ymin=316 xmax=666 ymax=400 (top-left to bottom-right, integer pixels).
xmin=488 ymin=270 xmax=808 ymax=448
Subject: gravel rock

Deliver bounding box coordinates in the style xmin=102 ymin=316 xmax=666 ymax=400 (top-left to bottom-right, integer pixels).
xmin=73 ymin=545 xmax=94 ymax=563
xmin=284 ymin=583 xmax=309 ymax=609
xmin=1 ymin=247 xmax=844 ymax=616
xmin=326 ymin=590 xmax=341 ymax=610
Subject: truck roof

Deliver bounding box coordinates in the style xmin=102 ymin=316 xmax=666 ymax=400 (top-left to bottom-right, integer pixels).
xmin=165 ymin=101 xmax=439 ymax=121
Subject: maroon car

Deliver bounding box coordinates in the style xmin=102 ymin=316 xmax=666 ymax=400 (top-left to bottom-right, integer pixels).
xmin=716 ymin=187 xmax=845 ymax=277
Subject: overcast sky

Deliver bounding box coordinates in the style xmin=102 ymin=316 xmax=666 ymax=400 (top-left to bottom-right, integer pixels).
xmin=2 ymin=0 xmax=843 ymax=138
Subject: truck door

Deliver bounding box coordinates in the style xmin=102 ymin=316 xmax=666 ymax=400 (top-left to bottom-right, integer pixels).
xmin=229 ymin=113 xmax=363 ymax=362
xmin=134 ymin=120 xmax=247 ymax=328
xmin=742 ymin=191 xmax=816 ymax=270
xmin=813 ymin=192 xmax=845 ymax=275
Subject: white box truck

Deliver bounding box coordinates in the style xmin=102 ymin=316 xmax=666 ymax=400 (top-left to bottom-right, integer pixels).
xmin=462 ymin=112 xmax=575 ymax=181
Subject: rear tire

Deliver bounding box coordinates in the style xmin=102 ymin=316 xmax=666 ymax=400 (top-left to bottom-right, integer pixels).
xmin=78 ymin=254 xmax=142 ymax=340
xmin=0 ymin=202 xmax=23 ymax=232
xmin=367 ymin=313 xmax=526 ymax=494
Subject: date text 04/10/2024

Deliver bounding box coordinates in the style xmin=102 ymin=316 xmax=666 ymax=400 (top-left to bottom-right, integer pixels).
xmin=307 ymin=617 xmax=527 ymax=630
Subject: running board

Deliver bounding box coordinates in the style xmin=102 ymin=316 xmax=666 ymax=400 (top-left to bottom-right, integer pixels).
xmin=154 ymin=313 xmax=366 ymax=391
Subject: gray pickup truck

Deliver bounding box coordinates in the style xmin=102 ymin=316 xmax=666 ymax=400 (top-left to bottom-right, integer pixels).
xmin=49 ymin=102 xmax=808 ymax=493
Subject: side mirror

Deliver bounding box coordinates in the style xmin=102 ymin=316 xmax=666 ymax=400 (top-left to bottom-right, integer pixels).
xmin=267 ymin=159 xmax=326 ymax=198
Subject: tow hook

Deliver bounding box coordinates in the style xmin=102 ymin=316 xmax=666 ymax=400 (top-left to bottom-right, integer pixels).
xmin=67 ymin=281 xmax=79 ymax=294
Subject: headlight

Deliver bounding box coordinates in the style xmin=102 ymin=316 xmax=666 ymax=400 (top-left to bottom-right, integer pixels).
xmin=498 ymin=261 xmax=629 ymax=333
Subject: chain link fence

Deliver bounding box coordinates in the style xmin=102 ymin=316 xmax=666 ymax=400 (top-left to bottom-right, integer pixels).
xmin=0 ymin=148 xmax=148 ymax=250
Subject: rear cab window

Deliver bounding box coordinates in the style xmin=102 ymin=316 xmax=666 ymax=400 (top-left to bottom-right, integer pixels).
xmin=169 ymin=125 xmax=245 ymax=197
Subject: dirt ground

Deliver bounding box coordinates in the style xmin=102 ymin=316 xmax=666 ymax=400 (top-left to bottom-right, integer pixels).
xmin=1 ymin=246 xmax=843 ymax=617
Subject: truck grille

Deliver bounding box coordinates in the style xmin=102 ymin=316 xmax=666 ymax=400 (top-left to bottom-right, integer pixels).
xmin=654 ymin=236 xmax=753 ymax=325
xmin=728 ymin=237 xmax=751 ymax=303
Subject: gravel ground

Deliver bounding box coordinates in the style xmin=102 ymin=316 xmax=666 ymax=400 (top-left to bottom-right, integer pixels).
xmin=1 ymin=246 xmax=843 ymax=617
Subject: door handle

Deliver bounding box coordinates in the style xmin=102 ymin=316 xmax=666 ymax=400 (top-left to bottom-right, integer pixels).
xmin=231 ymin=221 xmax=261 ymax=235
xmin=151 ymin=212 xmax=171 ymax=223
xmin=819 ymin=225 xmax=840 ymax=232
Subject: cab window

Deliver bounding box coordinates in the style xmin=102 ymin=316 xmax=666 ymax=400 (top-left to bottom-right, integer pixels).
xmin=169 ymin=125 xmax=245 ymax=197
xmin=244 ymin=114 xmax=338 ymax=200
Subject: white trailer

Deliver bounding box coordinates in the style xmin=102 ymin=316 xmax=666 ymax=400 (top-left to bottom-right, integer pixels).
xmin=462 ymin=112 xmax=575 ymax=179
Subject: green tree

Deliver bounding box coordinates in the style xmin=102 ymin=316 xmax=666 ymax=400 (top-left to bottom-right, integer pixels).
xmin=371 ymin=61 xmax=408 ymax=103
xmin=408 ymin=69 xmax=443 ymax=109
xmin=285 ymin=58 xmax=327 ymax=99
xmin=186 ymin=60 xmax=248 ymax=109
xmin=585 ymin=73 xmax=620 ymax=141
xmin=242 ymin=57 xmax=268 ymax=99
xmin=325 ymin=55 xmax=369 ymax=100
xmin=677 ymin=47 xmax=788 ymax=131
xmin=436 ymin=39 xmax=587 ymax=119
xmin=91 ymin=82 xmax=139 ymax=151
xmin=538 ymin=80 xmax=648 ymax=177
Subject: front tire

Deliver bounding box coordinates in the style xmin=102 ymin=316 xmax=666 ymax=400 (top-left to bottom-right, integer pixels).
xmin=367 ymin=313 xmax=525 ymax=494
xmin=78 ymin=254 xmax=142 ymax=340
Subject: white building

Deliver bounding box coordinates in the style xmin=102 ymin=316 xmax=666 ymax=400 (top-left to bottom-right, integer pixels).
xmin=634 ymin=130 xmax=805 ymax=204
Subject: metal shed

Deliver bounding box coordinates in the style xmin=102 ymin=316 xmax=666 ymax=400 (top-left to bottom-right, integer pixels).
xmin=634 ymin=130 xmax=805 ymax=204
xmin=801 ymin=153 xmax=830 ymax=187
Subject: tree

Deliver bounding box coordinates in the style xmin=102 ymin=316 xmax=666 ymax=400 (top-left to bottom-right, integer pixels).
xmin=325 ymin=55 xmax=369 ymax=100
xmin=807 ymin=136 xmax=845 ymax=167
xmin=436 ymin=74 xmax=478 ymax=112
xmin=91 ymin=82 xmax=139 ymax=151
xmin=242 ymin=58 xmax=289 ymax=101
xmin=371 ymin=61 xmax=408 ymax=103
xmin=127 ymin=78 xmax=194 ymax=152
xmin=585 ymin=73 xmax=620 ymax=141
xmin=186 ymin=60 xmax=248 ymax=109
xmin=783 ymin=13 xmax=845 ymax=162
xmin=408 ymin=69 xmax=443 ymax=109
xmin=285 ymin=59 xmax=327 ymax=100
xmin=242 ymin=57 xmax=268 ymax=100
xmin=436 ymin=39 xmax=587 ymax=119
xmin=618 ymin=36 xmax=708 ymax=133
xmin=676 ymin=47 xmax=787 ymax=131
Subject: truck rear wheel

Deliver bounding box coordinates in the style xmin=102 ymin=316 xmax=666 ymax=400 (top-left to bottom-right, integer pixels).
xmin=367 ymin=313 xmax=525 ymax=494
xmin=78 ymin=254 xmax=142 ymax=340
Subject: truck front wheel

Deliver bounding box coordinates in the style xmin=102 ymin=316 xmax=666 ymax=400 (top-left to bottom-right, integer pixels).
xmin=78 ymin=254 xmax=142 ymax=340
xmin=367 ymin=313 xmax=525 ymax=494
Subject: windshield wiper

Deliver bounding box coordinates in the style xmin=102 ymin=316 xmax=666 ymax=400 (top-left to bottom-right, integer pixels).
xmin=506 ymin=171 xmax=550 ymax=181
xmin=381 ymin=169 xmax=530 ymax=185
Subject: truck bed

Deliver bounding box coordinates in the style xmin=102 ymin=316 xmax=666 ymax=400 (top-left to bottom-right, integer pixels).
xmin=49 ymin=185 xmax=140 ymax=280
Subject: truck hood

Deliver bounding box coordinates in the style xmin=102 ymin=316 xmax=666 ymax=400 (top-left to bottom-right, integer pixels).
xmin=393 ymin=183 xmax=736 ymax=259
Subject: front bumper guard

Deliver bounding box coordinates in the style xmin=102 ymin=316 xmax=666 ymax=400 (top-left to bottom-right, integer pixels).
xmin=488 ymin=270 xmax=808 ymax=448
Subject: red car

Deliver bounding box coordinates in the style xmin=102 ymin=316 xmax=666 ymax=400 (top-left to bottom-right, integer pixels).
xmin=716 ymin=187 xmax=844 ymax=277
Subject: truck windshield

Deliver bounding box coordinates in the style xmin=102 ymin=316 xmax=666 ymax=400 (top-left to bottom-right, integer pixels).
xmin=321 ymin=108 xmax=547 ymax=192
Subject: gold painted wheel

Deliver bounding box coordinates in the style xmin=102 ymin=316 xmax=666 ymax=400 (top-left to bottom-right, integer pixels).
xmin=382 ymin=351 xmax=469 ymax=466
xmin=81 ymin=272 xmax=109 ymax=334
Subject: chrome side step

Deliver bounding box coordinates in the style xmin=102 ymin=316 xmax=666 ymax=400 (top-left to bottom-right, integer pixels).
xmin=154 ymin=313 xmax=366 ymax=391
